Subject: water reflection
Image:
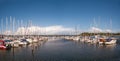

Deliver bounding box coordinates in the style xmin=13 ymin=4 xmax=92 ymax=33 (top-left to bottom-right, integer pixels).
xmin=98 ymin=44 xmax=116 ymax=49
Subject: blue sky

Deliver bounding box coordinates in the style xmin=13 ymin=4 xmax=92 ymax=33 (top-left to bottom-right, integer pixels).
xmin=0 ymin=0 xmax=120 ymax=32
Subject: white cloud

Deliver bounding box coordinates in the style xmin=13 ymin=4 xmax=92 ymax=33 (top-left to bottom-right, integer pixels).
xmin=90 ymin=27 xmax=102 ymax=32
xmin=104 ymin=29 xmax=112 ymax=32
xmin=4 ymin=30 xmax=12 ymax=35
xmin=3 ymin=26 xmax=113 ymax=35
xmin=15 ymin=25 xmax=76 ymax=35
xmin=89 ymin=27 xmax=112 ymax=33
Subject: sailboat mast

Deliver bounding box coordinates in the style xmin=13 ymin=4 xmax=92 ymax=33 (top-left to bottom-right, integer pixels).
xmin=6 ymin=17 xmax=8 ymax=36
xmin=20 ymin=20 xmax=22 ymax=35
xmin=17 ymin=20 xmax=19 ymax=36
xmin=93 ymin=17 xmax=96 ymax=36
xmin=13 ymin=17 xmax=15 ymax=37
xmin=1 ymin=19 xmax=3 ymax=37
xmin=110 ymin=17 xmax=112 ymax=36
xmin=10 ymin=16 xmax=12 ymax=36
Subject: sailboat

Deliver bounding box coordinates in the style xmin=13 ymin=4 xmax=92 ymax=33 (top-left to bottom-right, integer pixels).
xmin=105 ymin=18 xmax=117 ymax=45
xmin=105 ymin=38 xmax=117 ymax=45
xmin=98 ymin=18 xmax=117 ymax=45
xmin=99 ymin=37 xmax=117 ymax=45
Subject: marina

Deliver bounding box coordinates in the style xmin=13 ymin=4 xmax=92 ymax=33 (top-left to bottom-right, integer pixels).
xmin=0 ymin=16 xmax=120 ymax=61
xmin=0 ymin=35 xmax=120 ymax=61
xmin=0 ymin=0 xmax=120 ymax=61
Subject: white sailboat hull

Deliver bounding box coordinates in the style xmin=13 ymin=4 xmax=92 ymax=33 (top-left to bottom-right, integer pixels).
xmin=105 ymin=40 xmax=117 ymax=45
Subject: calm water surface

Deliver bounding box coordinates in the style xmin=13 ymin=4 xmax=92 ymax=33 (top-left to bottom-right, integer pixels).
xmin=0 ymin=38 xmax=120 ymax=61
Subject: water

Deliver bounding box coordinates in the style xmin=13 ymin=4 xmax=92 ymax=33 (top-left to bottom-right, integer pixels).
xmin=0 ymin=38 xmax=120 ymax=61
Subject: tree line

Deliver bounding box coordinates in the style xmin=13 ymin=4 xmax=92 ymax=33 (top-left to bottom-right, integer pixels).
xmin=80 ymin=32 xmax=120 ymax=36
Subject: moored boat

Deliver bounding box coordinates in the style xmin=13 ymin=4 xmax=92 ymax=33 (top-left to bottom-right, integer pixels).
xmin=11 ymin=40 xmax=20 ymax=48
xmin=26 ymin=38 xmax=33 ymax=43
xmin=105 ymin=38 xmax=117 ymax=45
xmin=19 ymin=39 xmax=29 ymax=46
xmin=0 ymin=40 xmax=11 ymax=50
xmin=99 ymin=37 xmax=117 ymax=45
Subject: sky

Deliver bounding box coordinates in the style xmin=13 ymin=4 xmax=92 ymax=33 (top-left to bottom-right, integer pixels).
xmin=0 ymin=0 xmax=120 ymax=34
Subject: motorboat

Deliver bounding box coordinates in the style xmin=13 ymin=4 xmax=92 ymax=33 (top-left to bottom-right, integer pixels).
xmin=0 ymin=40 xmax=11 ymax=50
xmin=11 ymin=40 xmax=20 ymax=48
xmin=19 ymin=39 xmax=29 ymax=46
xmin=32 ymin=38 xmax=38 ymax=43
xmin=4 ymin=40 xmax=13 ymax=45
xmin=26 ymin=38 xmax=33 ymax=43
xmin=73 ymin=37 xmax=80 ymax=41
